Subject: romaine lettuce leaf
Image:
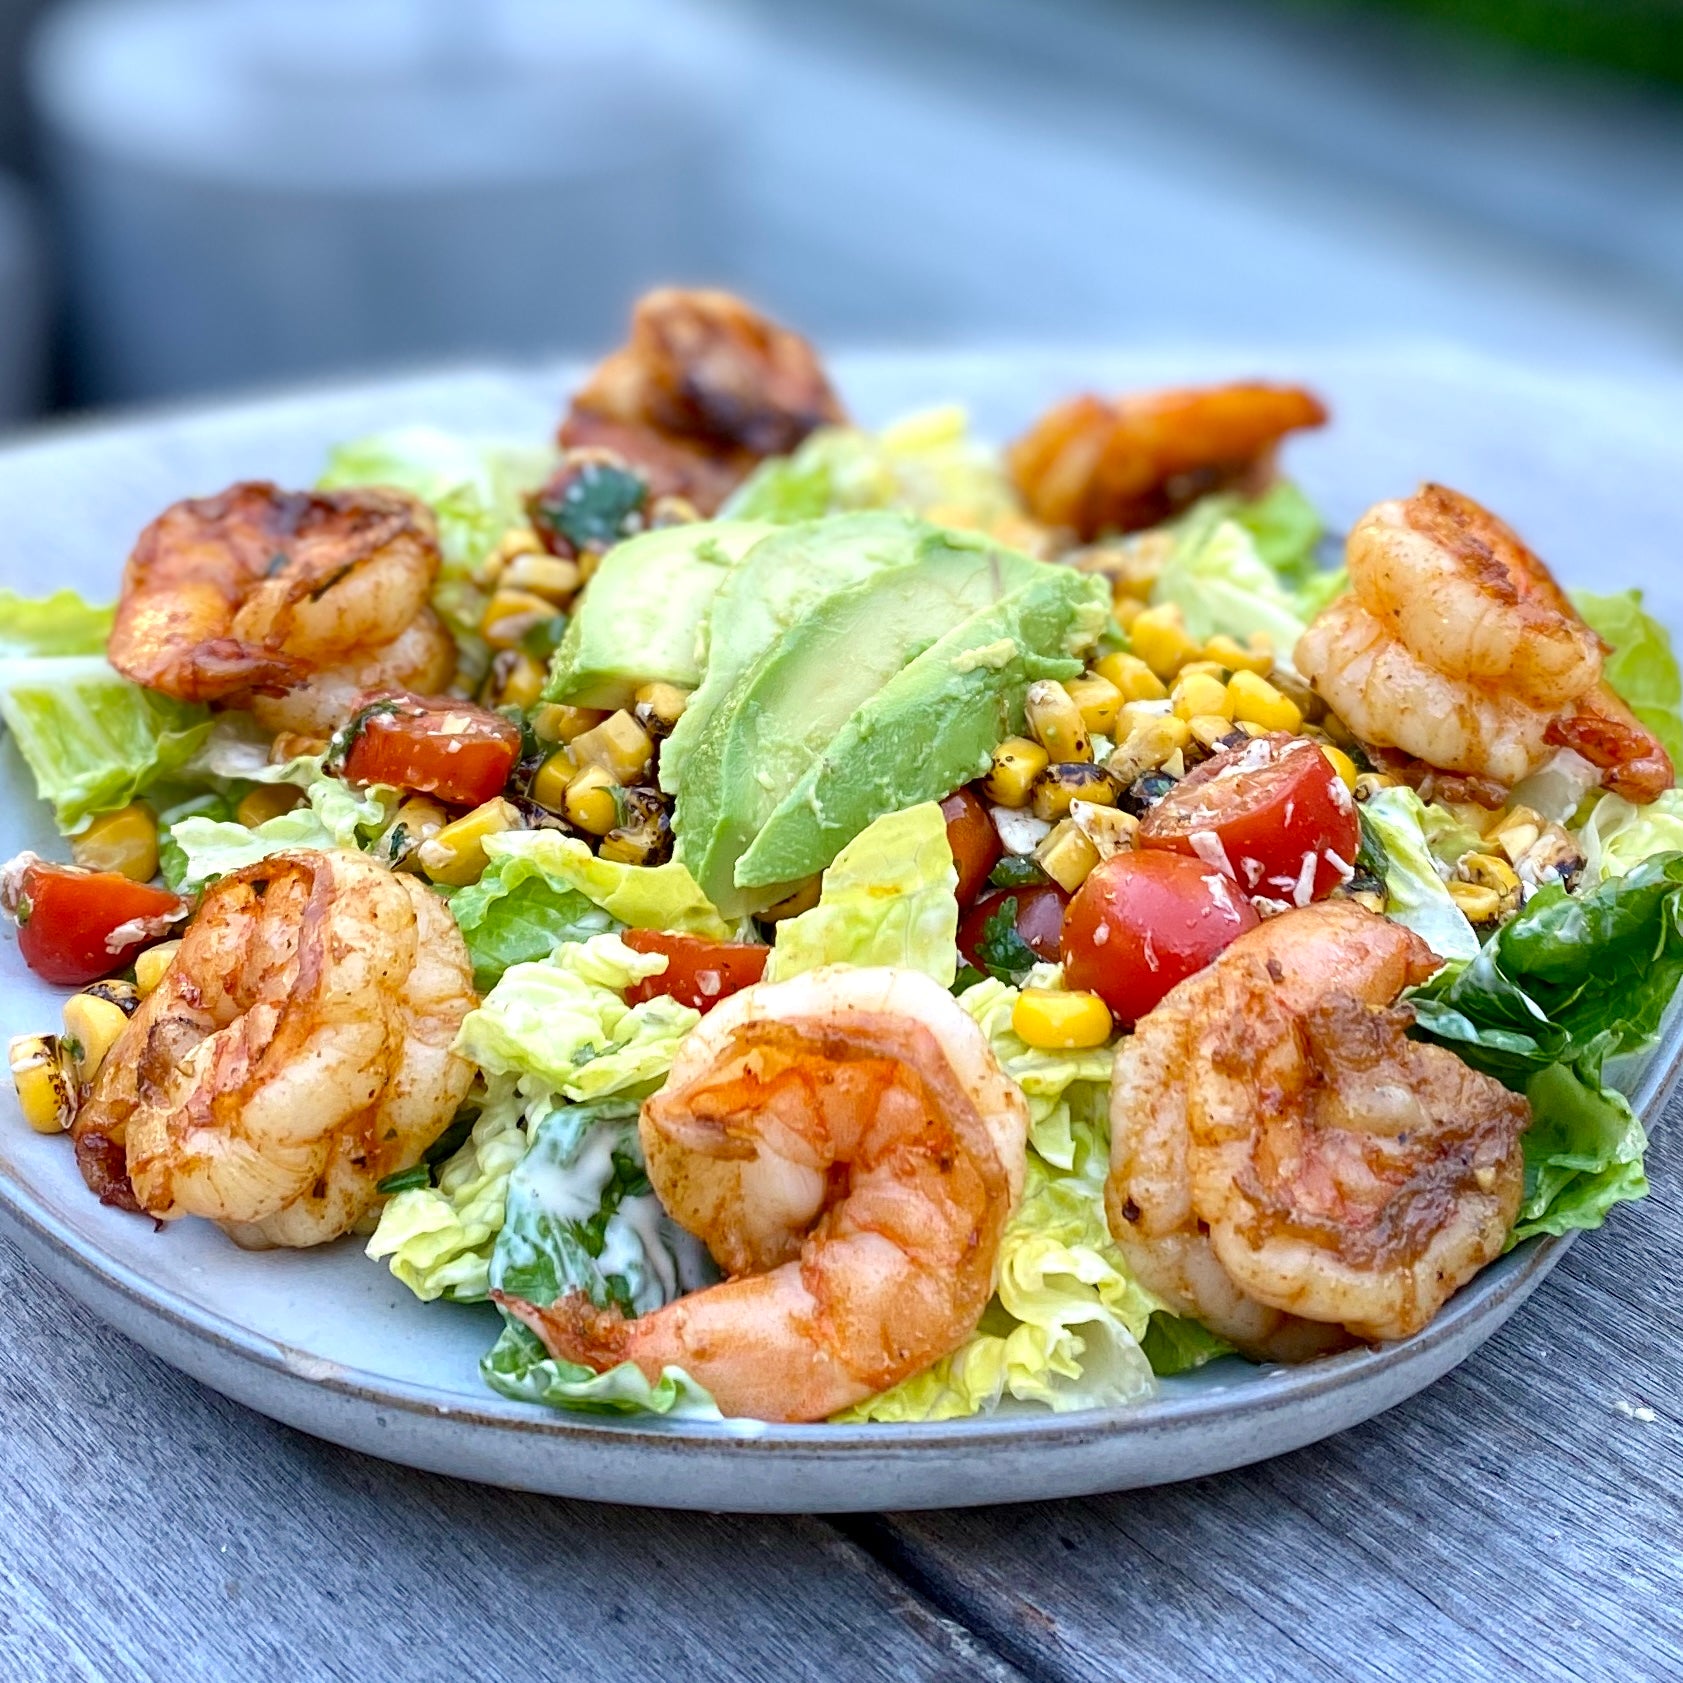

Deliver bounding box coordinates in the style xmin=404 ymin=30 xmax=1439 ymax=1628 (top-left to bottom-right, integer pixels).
xmin=1573 ymin=587 xmax=1683 ymax=767
xmin=0 ymin=589 xmax=114 ymax=657
xmin=480 ymin=1320 xmax=720 ymax=1417
xmin=1356 ymin=787 xmax=1480 ymax=961
xmin=1580 ymin=789 xmax=1683 ymax=883
xmin=1140 ymin=1313 xmax=1236 ymax=1377
xmin=0 ymin=656 xmax=212 ymax=833
xmin=765 ymin=802 xmax=959 ymax=985
xmin=447 ymin=857 xmax=620 ymax=994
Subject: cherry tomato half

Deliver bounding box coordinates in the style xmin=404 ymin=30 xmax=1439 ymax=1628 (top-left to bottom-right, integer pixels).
xmin=959 ymin=883 xmax=1069 ymax=973
xmin=1137 ymin=732 xmax=1358 ymax=905
xmin=8 ymin=860 xmax=184 ymax=987
xmin=621 ymin=929 xmax=770 ymax=1014
xmin=940 ymin=785 xmax=1002 ymax=906
xmin=337 ymin=691 xmax=522 ymax=808
xmin=1061 ymin=850 xmax=1259 ymax=1025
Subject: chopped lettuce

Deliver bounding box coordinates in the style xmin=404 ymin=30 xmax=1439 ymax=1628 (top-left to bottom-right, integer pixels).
xmin=481 ymin=1320 xmax=720 ymax=1417
xmin=1573 ymin=588 xmax=1683 ymax=767
xmin=1409 ymin=852 xmax=1683 ymax=1238
xmin=456 ymin=933 xmax=699 ymax=1099
xmin=447 ymin=857 xmax=620 ymax=994
xmin=1356 ymin=786 xmax=1480 ymax=961
xmin=723 ymin=407 xmax=1023 ymax=532
xmin=765 ymin=803 xmax=959 ymax=986
xmin=1140 ymin=1313 xmax=1236 ymax=1377
xmin=1580 ymin=789 xmax=1683 ymax=883
xmin=0 ymin=588 xmax=114 ymax=657
xmin=0 ymin=655 xmax=212 ymax=834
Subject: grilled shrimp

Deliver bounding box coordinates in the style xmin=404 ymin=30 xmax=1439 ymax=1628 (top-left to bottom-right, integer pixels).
xmin=498 ymin=966 xmax=1029 ymax=1421
xmin=560 ymin=288 xmax=847 ymax=513
xmin=73 ymin=850 xmax=476 ymax=1248
xmin=1108 ymin=900 xmax=1529 ymax=1358
xmin=108 ymin=481 xmax=450 ymax=716
xmin=1297 ymin=485 xmax=1673 ymax=802
xmin=1007 ymin=381 xmax=1327 ymax=539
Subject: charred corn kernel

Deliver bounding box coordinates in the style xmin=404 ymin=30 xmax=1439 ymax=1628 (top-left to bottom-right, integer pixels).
xmin=1112 ymin=593 xmax=1147 ymax=630
xmin=1447 ymin=880 xmax=1502 ymax=924
xmin=10 ymin=1035 xmax=77 ymax=1133
xmin=62 ymin=993 xmax=130 ymax=1084
xmin=70 ymin=803 xmax=159 ymax=883
xmin=1227 ymin=669 xmax=1302 ymax=734
xmin=1203 ymin=633 xmax=1272 ymax=677
xmin=1189 ymin=714 xmax=1239 ymax=751
xmin=1354 ymin=771 xmax=1399 ymax=802
xmin=985 ymin=736 xmax=1050 ymax=808
xmin=1455 ymin=851 xmax=1522 ymax=920
xmin=1320 ymin=744 xmax=1358 ymax=792
xmin=1065 ymin=674 xmax=1123 ymax=736
xmin=633 ymin=681 xmax=690 ymax=725
xmin=569 ymin=710 xmax=654 ymax=783
xmin=1093 ymin=651 xmax=1168 ymax=702
xmin=135 ymin=940 xmax=180 ymax=996
xmin=480 ymin=587 xmax=558 ymax=650
xmin=1069 ymin=800 xmax=1138 ymax=860
xmin=1107 ymin=714 xmax=1192 ymax=785
xmin=1024 ymin=681 xmax=1091 ymax=763
xmin=417 ymin=797 xmax=521 ymax=886
xmin=1227 ymin=719 xmax=1268 ymax=739
xmin=1012 ymin=988 xmax=1113 ymax=1051
xmin=598 ymin=790 xmax=673 ymax=867
xmin=761 ymin=878 xmax=822 ymax=921
xmin=80 ymin=979 xmax=140 ymax=1017
xmin=380 ymin=796 xmax=449 ymax=870
xmin=1171 ymin=671 xmax=1233 ymax=723
xmin=1129 ymin=604 xmax=1199 ymax=681
xmin=531 ymin=703 xmax=607 ymax=744
xmin=1487 ymin=805 xmax=1543 ymax=864
xmin=502 ymin=553 xmax=582 ymax=603
xmin=235 ymin=784 xmax=306 ymax=829
xmin=487 ymin=650 xmax=548 ymax=711
xmin=1034 ymin=818 xmax=1101 ymax=893
xmin=1032 ymin=762 xmax=1119 ymax=822
xmin=529 ymin=748 xmax=578 ymax=812
xmin=563 ymin=765 xmax=619 ymax=835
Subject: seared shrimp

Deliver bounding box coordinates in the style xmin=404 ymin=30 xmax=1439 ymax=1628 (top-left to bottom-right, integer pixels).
xmin=1007 ymin=382 xmax=1327 ymax=539
xmin=560 ymin=288 xmax=847 ymax=513
xmin=1298 ymin=485 xmax=1673 ymax=802
xmin=108 ymin=482 xmax=448 ymax=711
xmin=498 ymin=966 xmax=1029 ymax=1421
xmin=1108 ymin=900 xmax=1528 ymax=1358
xmin=74 ymin=850 xmax=475 ymax=1248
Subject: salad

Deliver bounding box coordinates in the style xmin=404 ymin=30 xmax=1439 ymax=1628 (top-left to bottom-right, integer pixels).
xmin=4 ymin=287 xmax=1683 ymax=1425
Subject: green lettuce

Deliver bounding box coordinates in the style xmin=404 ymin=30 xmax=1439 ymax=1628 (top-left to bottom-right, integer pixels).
xmin=1357 ymin=786 xmax=1480 ymax=961
xmin=1580 ymin=789 xmax=1683 ymax=883
xmin=765 ymin=802 xmax=959 ymax=985
xmin=1140 ymin=1313 xmax=1236 ymax=1377
xmin=0 ymin=588 xmax=114 ymax=656
xmin=1573 ymin=588 xmax=1683 ymax=767
xmin=480 ymin=1320 xmax=719 ymax=1417
xmin=0 ymin=655 xmax=212 ymax=833
xmin=1408 ymin=852 xmax=1683 ymax=1238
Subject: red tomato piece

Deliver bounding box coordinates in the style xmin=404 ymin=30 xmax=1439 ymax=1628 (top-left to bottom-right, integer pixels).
xmin=940 ymin=785 xmax=1003 ymax=905
xmin=337 ymin=691 xmax=522 ymax=808
xmin=1061 ymin=850 xmax=1259 ymax=1025
xmin=958 ymin=883 xmax=1070 ymax=972
xmin=621 ymin=929 xmax=770 ymax=1013
xmin=7 ymin=859 xmax=185 ymax=987
xmin=1137 ymin=732 xmax=1359 ymax=905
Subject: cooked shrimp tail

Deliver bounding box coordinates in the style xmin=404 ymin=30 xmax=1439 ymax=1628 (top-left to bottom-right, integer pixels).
xmin=1546 ymin=680 xmax=1675 ymax=804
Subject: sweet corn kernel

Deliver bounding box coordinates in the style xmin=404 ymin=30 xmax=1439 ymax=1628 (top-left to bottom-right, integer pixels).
xmin=1188 ymin=714 xmax=1238 ymax=751
xmin=487 ymin=650 xmax=548 ymax=711
xmin=377 ymin=796 xmax=449 ymax=869
xmin=502 ymin=553 xmax=582 ymax=603
xmin=80 ymin=979 xmax=140 ymax=1017
xmin=235 ymin=784 xmax=306 ymax=829
xmin=62 ymin=993 xmax=130 ymax=1085
xmin=1032 ymin=763 xmax=1119 ymax=822
xmin=1093 ymin=651 xmax=1169 ymax=702
xmin=417 ymin=797 xmax=521 ymax=886
xmin=1171 ymin=671 xmax=1233 ymax=723
xmin=1353 ymin=771 xmax=1399 ymax=802
xmin=1107 ymin=714 xmax=1192 ymax=785
xmin=1113 ymin=593 xmax=1147 ymax=630
xmin=632 ymin=682 xmax=690 ymax=725
xmin=569 ymin=711 xmax=654 ymax=784
xmin=10 ymin=1035 xmax=76 ymax=1133
xmin=531 ymin=703 xmax=608 ymax=744
xmin=70 ymin=803 xmax=159 ymax=883
xmin=1012 ymin=988 xmax=1113 ymax=1051
xmin=1065 ymin=674 xmax=1123 ymax=737
xmin=1321 ymin=744 xmax=1358 ymax=792
xmin=477 ymin=524 xmax=543 ymax=586
xmin=1069 ymin=800 xmax=1139 ymax=861
xmin=1487 ymin=805 xmax=1544 ymax=865
xmin=270 ymin=731 xmax=327 ymax=763
xmin=1227 ymin=669 xmax=1303 ymax=734
xmin=1202 ymin=632 xmax=1274 ymax=677
xmin=984 ymin=737 xmax=1050 ymax=808
xmin=1176 ymin=660 xmax=1228 ymax=683
xmin=1455 ymin=851 xmax=1522 ymax=920
xmin=529 ymin=748 xmax=578 ymax=812
xmin=1024 ymin=681 xmax=1091 ymax=763
xmin=480 ymin=587 xmax=558 ymax=650
xmin=1129 ymin=604 xmax=1200 ymax=681
xmin=1447 ymin=880 xmax=1502 ymax=924
xmin=1034 ymin=818 xmax=1101 ymax=893
xmin=135 ymin=941 xmax=180 ymax=997
xmin=563 ymin=766 xmax=620 ymax=836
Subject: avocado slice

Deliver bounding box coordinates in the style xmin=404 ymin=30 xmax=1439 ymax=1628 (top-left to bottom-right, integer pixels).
xmin=659 ymin=512 xmax=927 ymax=797
xmin=674 ymin=528 xmax=1048 ymax=917
xmin=542 ymin=520 xmax=770 ymax=710
xmin=734 ymin=566 xmax=1109 ymax=891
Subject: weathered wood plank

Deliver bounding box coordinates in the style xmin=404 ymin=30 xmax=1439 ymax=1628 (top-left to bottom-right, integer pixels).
xmin=856 ymin=1093 xmax=1683 ymax=1683
xmin=0 ymin=1242 xmax=1022 ymax=1683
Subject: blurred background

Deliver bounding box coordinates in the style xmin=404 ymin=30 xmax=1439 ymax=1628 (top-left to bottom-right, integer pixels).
xmin=0 ymin=0 xmax=1680 ymax=430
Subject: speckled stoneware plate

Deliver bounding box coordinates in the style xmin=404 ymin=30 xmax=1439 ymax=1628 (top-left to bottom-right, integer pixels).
xmin=3 ymin=349 xmax=1681 ymax=1512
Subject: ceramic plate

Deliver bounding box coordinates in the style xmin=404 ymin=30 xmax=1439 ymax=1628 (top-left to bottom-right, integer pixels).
xmin=2 ymin=348 xmax=1679 ymax=1512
